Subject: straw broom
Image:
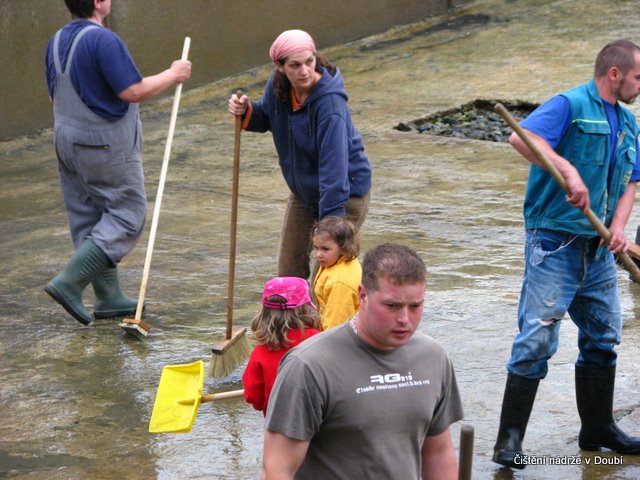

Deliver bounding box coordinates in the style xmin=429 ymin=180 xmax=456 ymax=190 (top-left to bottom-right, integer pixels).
xmin=209 ymin=92 xmax=252 ymax=378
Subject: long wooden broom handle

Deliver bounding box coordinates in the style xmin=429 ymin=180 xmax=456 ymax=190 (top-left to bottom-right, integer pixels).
xmin=201 ymin=389 xmax=244 ymax=403
xmin=494 ymin=103 xmax=640 ymax=282
xmin=226 ymin=91 xmax=243 ymax=339
xmin=134 ymin=37 xmax=192 ymax=322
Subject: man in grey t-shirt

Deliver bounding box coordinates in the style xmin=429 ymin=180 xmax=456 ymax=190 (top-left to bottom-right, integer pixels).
xmin=262 ymin=243 xmax=464 ymax=479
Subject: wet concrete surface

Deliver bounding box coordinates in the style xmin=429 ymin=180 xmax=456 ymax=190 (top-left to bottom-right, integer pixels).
xmin=3 ymin=0 xmax=640 ymax=478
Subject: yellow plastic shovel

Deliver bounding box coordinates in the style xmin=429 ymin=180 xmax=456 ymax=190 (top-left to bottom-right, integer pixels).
xmin=149 ymin=360 xmax=244 ymax=433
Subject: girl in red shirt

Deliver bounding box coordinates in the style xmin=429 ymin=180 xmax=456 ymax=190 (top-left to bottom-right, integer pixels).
xmin=242 ymin=277 xmax=321 ymax=415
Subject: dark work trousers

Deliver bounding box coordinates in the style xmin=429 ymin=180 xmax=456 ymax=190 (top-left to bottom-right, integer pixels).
xmin=277 ymin=192 xmax=370 ymax=280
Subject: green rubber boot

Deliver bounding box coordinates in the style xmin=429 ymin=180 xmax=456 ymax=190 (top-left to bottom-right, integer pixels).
xmin=91 ymin=267 xmax=143 ymax=319
xmin=45 ymin=240 xmax=110 ymax=325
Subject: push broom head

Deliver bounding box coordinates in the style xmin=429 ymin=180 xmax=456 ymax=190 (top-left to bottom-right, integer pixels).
xmin=119 ymin=318 xmax=151 ymax=338
xmin=208 ymin=326 xmax=252 ymax=379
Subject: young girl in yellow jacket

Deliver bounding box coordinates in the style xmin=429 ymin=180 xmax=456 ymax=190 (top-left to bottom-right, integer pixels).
xmin=311 ymin=216 xmax=361 ymax=330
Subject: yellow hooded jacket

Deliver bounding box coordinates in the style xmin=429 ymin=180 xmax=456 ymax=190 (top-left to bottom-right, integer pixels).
xmin=313 ymin=256 xmax=361 ymax=330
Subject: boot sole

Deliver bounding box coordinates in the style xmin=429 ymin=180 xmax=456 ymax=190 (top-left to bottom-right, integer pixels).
xmin=45 ymin=283 xmax=92 ymax=326
xmin=580 ymin=443 xmax=640 ymax=455
xmin=93 ymin=304 xmax=145 ymax=320
xmin=492 ymin=451 xmax=526 ymax=470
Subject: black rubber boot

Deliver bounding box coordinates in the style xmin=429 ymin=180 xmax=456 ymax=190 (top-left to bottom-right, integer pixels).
xmin=492 ymin=372 xmax=540 ymax=469
xmin=45 ymin=240 xmax=110 ymax=325
xmin=576 ymin=365 xmax=640 ymax=454
xmin=91 ymin=267 xmax=143 ymax=319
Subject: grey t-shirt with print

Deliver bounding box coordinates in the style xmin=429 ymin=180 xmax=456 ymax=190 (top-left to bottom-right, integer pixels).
xmin=265 ymin=322 xmax=464 ymax=479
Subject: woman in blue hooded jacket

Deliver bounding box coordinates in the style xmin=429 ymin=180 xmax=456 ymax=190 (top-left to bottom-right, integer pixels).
xmin=228 ymin=29 xmax=372 ymax=280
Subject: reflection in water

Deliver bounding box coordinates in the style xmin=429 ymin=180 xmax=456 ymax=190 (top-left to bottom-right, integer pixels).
xmin=3 ymin=0 xmax=640 ymax=478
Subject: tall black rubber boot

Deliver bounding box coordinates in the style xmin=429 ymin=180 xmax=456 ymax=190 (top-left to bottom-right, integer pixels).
xmin=91 ymin=267 xmax=143 ymax=319
xmin=45 ymin=240 xmax=110 ymax=325
xmin=576 ymin=365 xmax=640 ymax=454
xmin=492 ymin=372 xmax=540 ymax=469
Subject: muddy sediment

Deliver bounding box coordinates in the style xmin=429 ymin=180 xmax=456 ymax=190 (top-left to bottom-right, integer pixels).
xmin=395 ymin=99 xmax=538 ymax=142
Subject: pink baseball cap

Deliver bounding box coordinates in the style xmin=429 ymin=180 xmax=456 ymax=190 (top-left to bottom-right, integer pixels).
xmin=262 ymin=277 xmax=314 ymax=309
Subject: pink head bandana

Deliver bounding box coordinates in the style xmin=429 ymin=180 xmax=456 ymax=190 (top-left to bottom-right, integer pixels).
xmin=269 ymin=29 xmax=316 ymax=63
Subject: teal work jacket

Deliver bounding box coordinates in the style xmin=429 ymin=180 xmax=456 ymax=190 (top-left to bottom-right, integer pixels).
xmin=524 ymin=80 xmax=639 ymax=235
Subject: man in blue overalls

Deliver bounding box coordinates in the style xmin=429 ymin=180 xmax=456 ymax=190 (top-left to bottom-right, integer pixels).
xmin=44 ymin=0 xmax=191 ymax=325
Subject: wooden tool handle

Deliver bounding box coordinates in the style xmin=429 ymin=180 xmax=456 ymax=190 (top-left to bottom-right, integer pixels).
xmin=494 ymin=103 xmax=640 ymax=282
xmin=458 ymin=424 xmax=474 ymax=480
xmin=201 ymin=389 xmax=244 ymax=403
xmin=226 ymin=90 xmax=243 ymax=339
xmin=132 ymin=37 xmax=191 ymax=323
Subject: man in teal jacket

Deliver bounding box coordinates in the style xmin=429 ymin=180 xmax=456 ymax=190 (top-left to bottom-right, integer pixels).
xmin=493 ymin=39 xmax=640 ymax=470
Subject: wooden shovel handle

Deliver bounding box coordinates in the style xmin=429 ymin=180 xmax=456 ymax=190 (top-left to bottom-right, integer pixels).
xmin=494 ymin=103 xmax=640 ymax=282
xmin=201 ymin=389 xmax=244 ymax=403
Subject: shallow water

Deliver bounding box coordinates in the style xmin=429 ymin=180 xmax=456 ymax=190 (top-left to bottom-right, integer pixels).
xmin=4 ymin=0 xmax=640 ymax=478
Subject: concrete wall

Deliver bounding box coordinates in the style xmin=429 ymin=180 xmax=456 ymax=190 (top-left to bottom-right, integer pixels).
xmin=0 ymin=0 xmax=468 ymax=141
